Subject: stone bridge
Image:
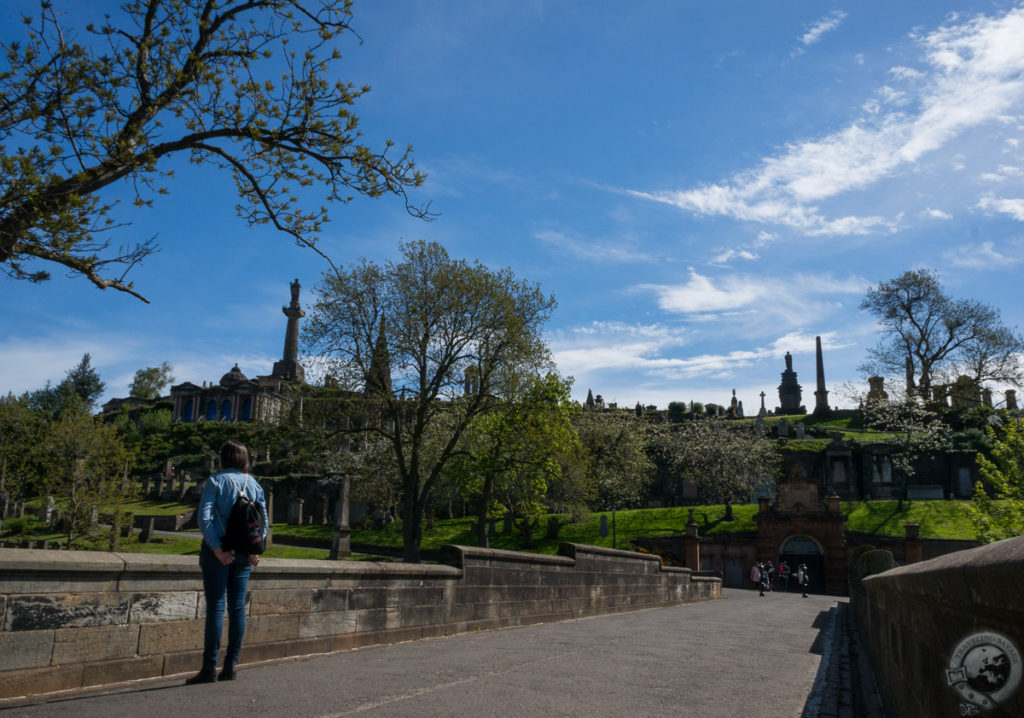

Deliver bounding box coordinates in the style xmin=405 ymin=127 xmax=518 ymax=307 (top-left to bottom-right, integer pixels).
xmin=1 ymin=536 xmax=1022 ymax=717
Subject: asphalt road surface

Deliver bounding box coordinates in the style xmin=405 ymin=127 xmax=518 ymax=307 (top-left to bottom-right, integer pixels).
xmin=1 ymin=588 xmax=841 ymax=718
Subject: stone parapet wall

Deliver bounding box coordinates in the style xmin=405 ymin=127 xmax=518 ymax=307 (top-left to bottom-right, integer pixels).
xmin=0 ymin=543 xmax=719 ymax=701
xmin=850 ymin=536 xmax=1024 ymax=717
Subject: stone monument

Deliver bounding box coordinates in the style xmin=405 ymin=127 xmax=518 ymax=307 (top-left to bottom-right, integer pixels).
xmin=812 ymin=336 xmax=831 ymax=417
xmin=775 ymin=352 xmax=806 ymax=415
xmin=272 ymin=279 xmax=306 ymax=382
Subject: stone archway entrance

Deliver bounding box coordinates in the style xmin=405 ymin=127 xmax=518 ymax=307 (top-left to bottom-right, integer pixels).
xmin=779 ymin=535 xmax=825 ymax=594
xmin=754 ymin=466 xmax=849 ymax=595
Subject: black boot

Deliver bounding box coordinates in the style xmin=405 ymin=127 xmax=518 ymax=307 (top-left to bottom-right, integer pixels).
xmin=218 ymin=664 xmax=236 ymax=681
xmin=185 ymin=668 xmax=217 ymax=685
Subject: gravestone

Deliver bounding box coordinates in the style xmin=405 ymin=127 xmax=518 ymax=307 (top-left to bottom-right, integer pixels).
xmin=951 ymin=375 xmax=980 ymax=411
xmin=140 ymin=517 xmax=155 ymax=543
xmin=866 ymin=376 xmax=888 ymax=403
xmin=796 ymin=423 xmax=805 ymax=440
xmin=288 ymin=498 xmax=304 ymax=525
xmin=1007 ymin=390 xmax=1019 ymax=411
xmin=153 ymin=478 xmax=163 ymax=499
xmin=777 ymin=417 xmax=789 ymax=437
xmin=319 ymin=495 xmax=329 ymax=525
xmin=141 ymin=478 xmax=151 ymax=496
xmin=599 ymin=515 xmax=609 ymax=537
xmin=44 ymin=496 xmax=55 ymax=525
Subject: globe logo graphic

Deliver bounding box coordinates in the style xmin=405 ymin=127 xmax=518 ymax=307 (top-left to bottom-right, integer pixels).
xmin=947 ymin=632 xmax=1021 ymax=712
xmin=963 ymin=645 xmax=1011 ymax=693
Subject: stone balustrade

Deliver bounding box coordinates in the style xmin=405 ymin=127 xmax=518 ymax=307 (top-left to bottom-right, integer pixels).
xmin=0 ymin=543 xmax=720 ymax=701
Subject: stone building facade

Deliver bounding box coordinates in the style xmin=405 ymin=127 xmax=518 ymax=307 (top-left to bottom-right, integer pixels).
xmin=169 ymin=280 xmax=306 ymax=424
xmin=101 ymin=280 xmax=309 ymax=425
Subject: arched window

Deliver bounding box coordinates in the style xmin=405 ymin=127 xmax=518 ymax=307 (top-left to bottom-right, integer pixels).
xmin=242 ymin=398 xmax=252 ymax=421
xmin=182 ymin=399 xmax=193 ymax=423
xmin=206 ymin=400 xmax=217 ymax=420
xmin=221 ymin=399 xmax=232 ymax=421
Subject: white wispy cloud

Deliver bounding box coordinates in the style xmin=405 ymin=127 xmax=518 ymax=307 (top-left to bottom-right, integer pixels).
xmin=979 ymin=165 xmax=1024 ymax=182
xmin=976 ymin=195 xmax=1024 ymax=220
xmin=630 ymin=5 xmax=1024 ymax=237
xmin=0 ymin=336 xmax=130 ymax=398
xmin=800 ymin=11 xmax=848 ymax=47
xmin=533 ymin=229 xmax=653 ymax=263
xmin=551 ymin=320 xmax=852 ymax=386
xmin=710 ymin=248 xmax=759 ymax=265
xmin=634 ymin=268 xmax=868 ymax=320
xmin=923 ymin=207 xmax=953 ymax=219
xmin=943 ymin=240 xmax=1024 ymax=268
xmin=0 ymin=331 xmax=276 ymax=404
xmin=890 ymin=65 xmax=924 ymax=80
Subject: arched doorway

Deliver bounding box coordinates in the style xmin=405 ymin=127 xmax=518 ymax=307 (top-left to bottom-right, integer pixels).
xmin=779 ymin=535 xmax=825 ymax=594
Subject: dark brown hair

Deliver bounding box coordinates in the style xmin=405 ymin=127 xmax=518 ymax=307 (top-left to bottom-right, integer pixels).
xmin=220 ymin=440 xmax=249 ymax=472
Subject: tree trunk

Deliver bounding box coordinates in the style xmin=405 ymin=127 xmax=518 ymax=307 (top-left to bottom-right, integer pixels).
xmin=475 ymin=474 xmax=495 ymax=548
xmin=401 ymin=494 xmax=423 ymax=564
xmin=518 ymin=518 xmax=534 ymax=549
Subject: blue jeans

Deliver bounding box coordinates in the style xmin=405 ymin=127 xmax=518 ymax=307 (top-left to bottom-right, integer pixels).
xmin=199 ymin=544 xmax=252 ymax=670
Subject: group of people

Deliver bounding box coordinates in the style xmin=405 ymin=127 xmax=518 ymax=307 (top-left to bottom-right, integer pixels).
xmin=750 ymin=559 xmax=810 ymax=598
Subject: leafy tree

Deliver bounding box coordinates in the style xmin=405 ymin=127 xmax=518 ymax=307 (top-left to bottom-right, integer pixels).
xmin=860 ymin=269 xmax=1024 ymax=398
xmin=0 ymin=394 xmax=46 ymax=502
xmin=450 ymin=373 xmax=580 ymax=548
xmin=129 ymin=362 xmax=175 ymax=399
xmin=24 ymin=353 xmax=104 ymax=419
xmin=965 ymin=418 xmax=1024 ymax=543
xmin=25 ymin=380 xmax=83 ymax=421
xmin=64 ymin=353 xmax=106 ymax=409
xmin=113 ymin=408 xmax=174 ymax=474
xmin=667 ymin=401 xmax=687 ymax=423
xmin=41 ymin=407 xmax=132 ymax=546
xmin=861 ymin=397 xmax=951 ymax=509
xmin=574 ymin=410 xmax=653 ymax=511
xmin=690 ymin=401 xmax=704 ymax=415
xmin=304 ymin=240 xmax=556 ymax=562
xmin=669 ymin=416 xmax=781 ymax=520
xmin=1 ymin=0 xmax=428 ymax=301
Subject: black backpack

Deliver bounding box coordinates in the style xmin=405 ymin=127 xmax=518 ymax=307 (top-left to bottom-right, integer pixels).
xmin=220 ymin=475 xmax=267 ymax=555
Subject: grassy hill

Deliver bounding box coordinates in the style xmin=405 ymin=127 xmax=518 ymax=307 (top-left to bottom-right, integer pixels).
xmin=2 ymin=499 xmax=980 ymax=558
xmin=272 ymin=499 xmax=978 ymax=556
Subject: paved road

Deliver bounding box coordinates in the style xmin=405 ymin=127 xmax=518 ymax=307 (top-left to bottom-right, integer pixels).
xmin=1 ymin=589 xmax=845 ymax=718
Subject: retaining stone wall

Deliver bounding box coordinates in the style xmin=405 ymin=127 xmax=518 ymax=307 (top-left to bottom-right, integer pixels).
xmin=0 ymin=542 xmax=719 ymax=700
xmin=850 ymin=536 xmax=1024 ymax=718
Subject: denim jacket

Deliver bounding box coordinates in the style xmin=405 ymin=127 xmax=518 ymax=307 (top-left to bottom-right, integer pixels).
xmin=198 ymin=469 xmax=268 ymax=551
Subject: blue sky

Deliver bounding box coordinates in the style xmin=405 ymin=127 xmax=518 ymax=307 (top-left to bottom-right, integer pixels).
xmin=3 ymin=1 xmax=1024 ymax=412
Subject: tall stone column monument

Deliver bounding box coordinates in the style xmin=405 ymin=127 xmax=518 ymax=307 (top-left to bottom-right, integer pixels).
xmin=272 ymin=279 xmax=306 ymax=382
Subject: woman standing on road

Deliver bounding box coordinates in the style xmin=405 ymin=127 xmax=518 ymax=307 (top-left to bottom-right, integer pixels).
xmin=187 ymin=439 xmax=267 ymax=684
